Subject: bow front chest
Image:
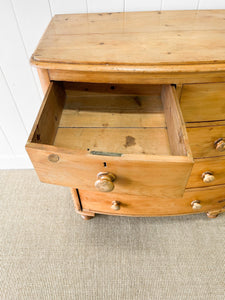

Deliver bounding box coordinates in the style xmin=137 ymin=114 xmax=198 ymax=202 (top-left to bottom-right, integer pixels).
xmin=26 ymin=10 xmax=225 ymax=219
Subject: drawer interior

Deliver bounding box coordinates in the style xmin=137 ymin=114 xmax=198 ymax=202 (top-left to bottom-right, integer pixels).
xmin=30 ymin=81 xmax=191 ymax=158
xmin=27 ymin=81 xmax=193 ymax=198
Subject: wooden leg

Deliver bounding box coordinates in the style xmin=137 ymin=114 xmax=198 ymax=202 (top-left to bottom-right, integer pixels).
xmin=71 ymin=188 xmax=82 ymax=212
xmin=207 ymin=207 xmax=225 ymax=219
xmin=70 ymin=188 xmax=95 ymax=220
xmin=81 ymin=214 xmax=94 ymax=220
xmin=207 ymin=212 xmax=219 ymax=218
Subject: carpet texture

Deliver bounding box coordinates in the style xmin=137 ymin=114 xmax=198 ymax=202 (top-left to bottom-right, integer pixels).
xmin=0 ymin=170 xmax=224 ymax=300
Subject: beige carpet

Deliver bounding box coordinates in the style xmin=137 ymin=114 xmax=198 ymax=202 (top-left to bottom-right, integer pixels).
xmin=0 ymin=170 xmax=224 ymax=300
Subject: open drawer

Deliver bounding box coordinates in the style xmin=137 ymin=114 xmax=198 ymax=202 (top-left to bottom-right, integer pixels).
xmin=26 ymin=82 xmax=193 ymax=198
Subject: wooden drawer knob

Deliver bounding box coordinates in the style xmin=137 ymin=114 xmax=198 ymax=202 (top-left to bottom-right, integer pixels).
xmin=191 ymin=200 xmax=202 ymax=210
xmin=202 ymin=171 xmax=215 ymax=183
xmin=48 ymin=153 xmax=59 ymax=162
xmin=215 ymin=138 xmax=225 ymax=152
xmin=95 ymin=172 xmax=116 ymax=192
xmin=111 ymin=201 xmax=120 ymax=211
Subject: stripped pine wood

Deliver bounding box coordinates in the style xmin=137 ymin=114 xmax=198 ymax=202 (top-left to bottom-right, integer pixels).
xmin=28 ymin=82 xmax=65 ymax=145
xmin=26 ymin=10 xmax=225 ymax=218
xmin=63 ymin=82 xmax=162 ymax=96
xmin=183 ymin=120 xmax=225 ymax=128
xmin=26 ymin=142 xmax=193 ymax=198
xmin=26 ymin=82 xmax=193 ymax=199
xmin=187 ymin=125 xmax=225 ymax=158
xmin=31 ymin=11 xmax=225 ymax=74
xmin=59 ymin=110 xmax=166 ymax=128
xmin=180 ymin=83 xmax=225 ymax=123
xmin=37 ymin=68 xmax=50 ymax=94
xmin=187 ymin=156 xmax=225 ymax=188
xmin=59 ymin=92 xmax=166 ymax=128
xmin=161 ymin=85 xmax=191 ymax=156
xmin=54 ymin=128 xmax=171 ymax=155
xmin=78 ymin=184 xmax=225 ymax=216
xmin=48 ymin=69 xmax=225 ymax=85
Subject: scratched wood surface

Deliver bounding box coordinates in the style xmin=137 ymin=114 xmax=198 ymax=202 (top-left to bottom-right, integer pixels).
xmin=31 ymin=10 xmax=225 ymax=74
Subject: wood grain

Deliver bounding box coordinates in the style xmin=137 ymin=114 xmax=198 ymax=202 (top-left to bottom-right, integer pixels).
xmin=59 ymin=109 xmax=166 ymax=128
xmin=49 ymin=69 xmax=225 ymax=85
xmin=63 ymin=82 xmax=162 ymax=96
xmin=182 ymin=120 xmax=225 ymax=128
xmin=175 ymin=84 xmax=183 ymax=101
xmin=180 ymin=83 xmax=225 ymax=123
xmin=187 ymin=125 xmax=225 ymax=158
xmin=26 ymin=10 xmax=225 ymax=218
xmin=187 ymin=156 xmax=225 ymax=188
xmin=26 ymin=82 xmax=193 ymax=198
xmin=60 ymin=91 xmax=166 ymax=128
xmin=161 ymin=85 xmax=191 ymax=156
xmin=27 ymin=81 xmax=65 ymax=145
xmin=54 ymin=128 xmax=171 ymax=155
xmin=31 ymin=11 xmax=225 ymax=74
xmin=26 ymin=143 xmax=193 ymax=199
xmin=78 ymin=185 xmax=225 ymax=216
xmin=37 ymin=68 xmax=50 ymax=94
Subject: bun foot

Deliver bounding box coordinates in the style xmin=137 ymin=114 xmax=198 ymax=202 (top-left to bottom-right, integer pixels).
xmin=207 ymin=208 xmax=225 ymax=219
xmin=81 ymin=214 xmax=94 ymax=220
xmin=207 ymin=212 xmax=219 ymax=218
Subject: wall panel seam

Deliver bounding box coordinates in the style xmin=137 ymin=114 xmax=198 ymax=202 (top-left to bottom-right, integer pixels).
xmin=86 ymin=0 xmax=89 ymax=13
xmin=0 ymin=67 xmax=28 ymax=136
xmin=0 ymin=126 xmax=14 ymax=156
xmin=47 ymin=0 xmax=53 ymax=17
xmin=9 ymin=0 xmax=42 ymax=100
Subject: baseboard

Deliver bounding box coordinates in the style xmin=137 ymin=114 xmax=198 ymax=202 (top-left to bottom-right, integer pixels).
xmin=0 ymin=155 xmax=33 ymax=169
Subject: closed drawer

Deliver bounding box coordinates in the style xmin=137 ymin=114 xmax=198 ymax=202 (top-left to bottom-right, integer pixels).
xmin=187 ymin=156 xmax=225 ymax=188
xmin=187 ymin=125 xmax=225 ymax=158
xmin=79 ymin=185 xmax=225 ymax=216
xmin=26 ymin=81 xmax=193 ymax=198
xmin=180 ymin=83 xmax=225 ymax=123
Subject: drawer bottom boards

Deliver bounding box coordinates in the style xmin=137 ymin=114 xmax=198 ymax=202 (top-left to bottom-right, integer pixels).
xmin=74 ymin=185 xmax=225 ymax=217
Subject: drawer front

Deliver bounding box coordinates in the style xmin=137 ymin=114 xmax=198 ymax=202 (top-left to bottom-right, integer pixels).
xmin=187 ymin=156 xmax=225 ymax=188
xmin=187 ymin=125 xmax=225 ymax=158
xmin=180 ymin=83 xmax=225 ymax=123
xmin=79 ymin=185 xmax=225 ymax=216
xmin=27 ymin=145 xmax=192 ymax=198
xmin=26 ymin=82 xmax=193 ymax=199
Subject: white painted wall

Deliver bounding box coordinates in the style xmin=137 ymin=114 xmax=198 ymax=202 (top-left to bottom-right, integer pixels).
xmin=0 ymin=0 xmax=224 ymax=169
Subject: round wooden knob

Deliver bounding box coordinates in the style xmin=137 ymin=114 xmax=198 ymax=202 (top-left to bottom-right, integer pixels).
xmin=95 ymin=172 xmax=116 ymax=192
xmin=48 ymin=153 xmax=59 ymax=162
xmin=202 ymin=171 xmax=215 ymax=183
xmin=191 ymin=200 xmax=202 ymax=210
xmin=111 ymin=201 xmax=120 ymax=211
xmin=215 ymin=138 xmax=225 ymax=152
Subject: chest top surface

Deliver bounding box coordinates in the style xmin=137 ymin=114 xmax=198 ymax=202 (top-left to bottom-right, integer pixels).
xmin=31 ymin=10 xmax=225 ymax=73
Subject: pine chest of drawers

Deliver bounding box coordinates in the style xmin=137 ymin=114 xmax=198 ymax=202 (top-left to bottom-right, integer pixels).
xmin=26 ymin=10 xmax=225 ymax=220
